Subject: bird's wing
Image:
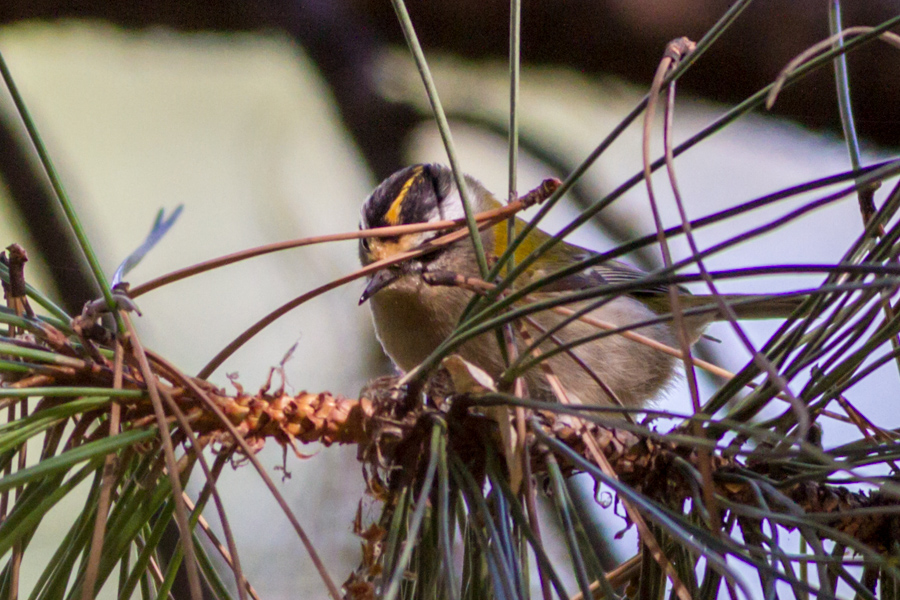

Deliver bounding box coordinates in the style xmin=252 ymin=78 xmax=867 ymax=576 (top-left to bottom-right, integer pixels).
xmin=523 ymin=232 xmax=677 ymax=296
xmin=537 ymin=259 xmax=675 ymax=295
xmin=491 ymin=217 xmax=683 ymax=297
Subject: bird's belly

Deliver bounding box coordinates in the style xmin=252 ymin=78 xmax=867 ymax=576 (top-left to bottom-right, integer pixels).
xmin=527 ymin=297 xmax=680 ymax=407
xmin=370 ymin=283 xmax=684 ymax=408
xmin=369 ymin=283 xmax=464 ymax=372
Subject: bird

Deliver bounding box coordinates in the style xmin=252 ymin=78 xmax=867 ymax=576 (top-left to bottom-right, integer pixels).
xmin=358 ymin=163 xmax=802 ymax=408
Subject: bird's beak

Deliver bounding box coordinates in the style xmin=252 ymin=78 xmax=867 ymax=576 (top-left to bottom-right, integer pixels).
xmin=359 ymin=268 xmax=401 ymax=305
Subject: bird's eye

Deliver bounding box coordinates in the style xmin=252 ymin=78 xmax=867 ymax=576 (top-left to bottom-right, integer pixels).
xmin=360 ymin=236 xmax=370 ymax=251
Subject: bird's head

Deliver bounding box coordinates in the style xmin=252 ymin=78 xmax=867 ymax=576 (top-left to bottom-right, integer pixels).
xmin=358 ymin=164 xmax=494 ymax=303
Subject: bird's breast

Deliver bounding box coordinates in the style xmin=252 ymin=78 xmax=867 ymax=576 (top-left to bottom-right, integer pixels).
xmin=368 ymin=276 xmax=471 ymax=372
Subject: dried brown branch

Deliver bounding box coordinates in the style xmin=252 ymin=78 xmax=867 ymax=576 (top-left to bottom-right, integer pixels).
xmin=550 ymin=419 xmax=900 ymax=555
xmin=3 ymin=331 xmax=897 ymax=558
xmin=1 ymin=233 xmax=897 ymax=595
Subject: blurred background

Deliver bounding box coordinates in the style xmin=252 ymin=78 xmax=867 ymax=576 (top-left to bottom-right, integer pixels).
xmin=0 ymin=1 xmax=897 ymax=597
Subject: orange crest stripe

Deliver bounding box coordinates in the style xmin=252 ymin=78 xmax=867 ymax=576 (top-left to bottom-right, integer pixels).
xmin=385 ymin=166 xmax=424 ymax=225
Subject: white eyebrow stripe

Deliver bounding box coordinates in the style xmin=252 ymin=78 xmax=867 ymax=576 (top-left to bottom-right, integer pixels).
xmin=436 ymin=188 xmax=466 ymax=221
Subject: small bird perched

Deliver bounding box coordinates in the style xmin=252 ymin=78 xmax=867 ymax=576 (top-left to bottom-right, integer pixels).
xmin=358 ymin=163 xmax=800 ymax=408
